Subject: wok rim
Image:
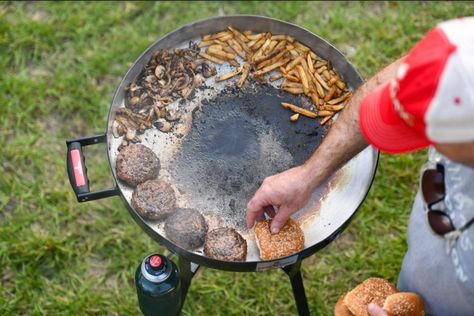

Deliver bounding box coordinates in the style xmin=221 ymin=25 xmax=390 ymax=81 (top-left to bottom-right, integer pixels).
xmin=105 ymin=14 xmax=379 ymax=271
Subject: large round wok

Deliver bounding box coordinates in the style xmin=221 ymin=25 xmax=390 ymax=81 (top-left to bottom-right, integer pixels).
xmin=66 ymin=15 xmax=378 ymax=272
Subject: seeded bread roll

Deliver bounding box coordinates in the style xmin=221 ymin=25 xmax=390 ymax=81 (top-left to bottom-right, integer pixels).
xmin=335 ymin=293 xmax=355 ymax=316
xmin=383 ymin=292 xmax=425 ymax=316
xmin=254 ymin=218 xmax=304 ymax=260
xmin=343 ymin=278 xmax=398 ymax=316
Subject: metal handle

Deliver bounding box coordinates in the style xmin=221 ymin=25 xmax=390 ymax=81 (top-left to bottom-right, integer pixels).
xmin=66 ymin=134 xmax=119 ymax=202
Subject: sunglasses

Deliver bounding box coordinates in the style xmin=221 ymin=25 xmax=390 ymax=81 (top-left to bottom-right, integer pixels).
xmin=421 ymin=163 xmax=474 ymax=238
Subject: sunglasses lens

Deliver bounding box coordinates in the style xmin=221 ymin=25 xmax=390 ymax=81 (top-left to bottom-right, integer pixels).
xmin=422 ymin=169 xmax=445 ymax=204
xmin=428 ymin=211 xmax=455 ymax=235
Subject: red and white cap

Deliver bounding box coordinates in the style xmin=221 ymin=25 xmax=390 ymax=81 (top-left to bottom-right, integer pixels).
xmin=359 ymin=17 xmax=474 ymax=153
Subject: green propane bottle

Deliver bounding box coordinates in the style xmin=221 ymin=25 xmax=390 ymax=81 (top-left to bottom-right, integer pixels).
xmin=135 ymin=254 xmax=182 ymax=316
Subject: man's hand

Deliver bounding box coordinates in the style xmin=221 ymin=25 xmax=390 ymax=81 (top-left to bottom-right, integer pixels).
xmin=368 ymin=303 xmax=388 ymax=316
xmin=246 ymin=165 xmax=315 ymax=233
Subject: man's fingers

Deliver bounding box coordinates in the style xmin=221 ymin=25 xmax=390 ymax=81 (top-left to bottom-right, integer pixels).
xmin=269 ymin=205 xmax=292 ymax=234
xmin=264 ymin=205 xmax=276 ymax=218
xmin=368 ymin=303 xmax=388 ymax=316
xmin=246 ymin=190 xmax=268 ymax=228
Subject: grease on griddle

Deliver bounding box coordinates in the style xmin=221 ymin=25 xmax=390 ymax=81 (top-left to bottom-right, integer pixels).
xmin=168 ymin=83 xmax=329 ymax=230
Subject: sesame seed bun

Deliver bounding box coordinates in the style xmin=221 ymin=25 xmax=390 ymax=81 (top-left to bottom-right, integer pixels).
xmin=343 ymin=278 xmax=398 ymax=316
xmin=383 ymin=292 xmax=425 ymax=316
xmin=335 ymin=293 xmax=355 ymax=316
xmin=254 ymin=218 xmax=304 ymax=260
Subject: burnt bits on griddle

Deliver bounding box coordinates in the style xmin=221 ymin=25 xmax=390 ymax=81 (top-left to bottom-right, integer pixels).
xmin=204 ymin=227 xmax=247 ymax=261
xmin=164 ymin=208 xmax=208 ymax=249
xmin=131 ymin=179 xmax=176 ymax=221
xmin=115 ymin=144 xmax=160 ymax=187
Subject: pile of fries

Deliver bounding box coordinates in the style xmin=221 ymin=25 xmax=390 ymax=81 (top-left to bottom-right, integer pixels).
xmin=198 ymin=26 xmax=353 ymax=125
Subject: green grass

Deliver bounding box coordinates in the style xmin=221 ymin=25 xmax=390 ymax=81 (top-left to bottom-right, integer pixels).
xmin=1 ymin=1 xmax=473 ymax=315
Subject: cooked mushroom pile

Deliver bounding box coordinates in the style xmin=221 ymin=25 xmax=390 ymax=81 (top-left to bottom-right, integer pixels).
xmin=113 ymin=42 xmax=217 ymax=145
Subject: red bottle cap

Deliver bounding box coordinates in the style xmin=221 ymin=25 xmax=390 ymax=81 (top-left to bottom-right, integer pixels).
xmin=149 ymin=255 xmax=162 ymax=268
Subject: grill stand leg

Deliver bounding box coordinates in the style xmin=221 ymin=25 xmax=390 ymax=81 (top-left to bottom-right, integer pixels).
xmin=177 ymin=257 xmax=200 ymax=315
xmin=282 ymin=261 xmax=310 ymax=316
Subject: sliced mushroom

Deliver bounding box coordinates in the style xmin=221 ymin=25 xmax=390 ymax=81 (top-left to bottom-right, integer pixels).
xmin=154 ymin=120 xmax=173 ymax=133
xmin=129 ymin=96 xmax=140 ymax=107
xmin=155 ymin=65 xmax=166 ymax=79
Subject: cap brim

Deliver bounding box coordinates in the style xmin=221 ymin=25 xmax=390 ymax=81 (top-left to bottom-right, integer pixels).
xmin=359 ymin=83 xmax=431 ymax=153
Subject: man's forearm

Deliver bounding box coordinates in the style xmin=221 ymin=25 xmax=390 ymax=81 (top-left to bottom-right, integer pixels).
xmin=301 ymin=58 xmax=404 ymax=188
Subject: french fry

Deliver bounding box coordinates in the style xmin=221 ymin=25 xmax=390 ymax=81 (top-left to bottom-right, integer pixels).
xmin=216 ymin=65 xmax=243 ymax=81
xmin=319 ymin=104 xmax=345 ymax=111
xmin=290 ymin=113 xmax=300 ymax=122
xmin=253 ymin=38 xmax=272 ymax=61
xmin=285 ymin=56 xmax=304 ymax=72
xmin=273 ymin=40 xmax=287 ymax=52
xmin=246 ymin=33 xmax=265 ymax=41
xmin=322 ymin=69 xmax=331 ymax=80
xmin=281 ymin=102 xmax=317 ymax=119
xmin=320 ymin=114 xmax=334 ymax=125
xmin=237 ymin=63 xmax=250 ymax=88
xmin=269 ymin=74 xmax=283 ymax=81
xmin=198 ymin=40 xmax=214 ymax=48
xmin=202 ymin=34 xmax=213 ymax=41
xmin=289 ymin=49 xmax=300 ymax=57
xmin=207 ymin=46 xmax=236 ymax=60
xmin=282 ymin=87 xmax=304 ymax=94
xmin=310 ymin=93 xmax=321 ymax=106
xmin=256 ymin=48 xmax=286 ymax=69
xmin=265 ymin=40 xmax=278 ymax=53
xmin=218 ymin=34 xmax=234 ymax=42
xmin=318 ymin=110 xmax=335 ymax=117
xmin=199 ymin=52 xmax=225 ymax=65
xmin=209 ymin=44 xmax=235 ymax=55
xmin=253 ymin=57 xmax=291 ymax=76
xmin=316 ymin=65 xmax=327 ymax=74
xmin=307 ymin=53 xmax=314 ymax=73
xmin=229 ymin=59 xmax=240 ymax=67
xmin=251 ymin=35 xmax=267 ymax=51
xmin=243 ymin=30 xmax=253 ymax=36
xmin=296 ymin=65 xmax=310 ymax=95
xmin=313 ymin=78 xmax=325 ymax=98
xmin=254 ymin=46 xmax=285 ymax=64
xmin=233 ymin=34 xmax=251 ymax=54
xmin=336 ymin=80 xmax=347 ymax=90
xmin=227 ymin=40 xmax=245 ymax=59
xmin=324 ymin=85 xmax=337 ymax=102
xmin=327 ymin=92 xmax=352 ymax=105
xmin=282 ymin=81 xmax=303 ymax=89
xmin=228 ymin=26 xmax=249 ymax=43
xmin=283 ymin=74 xmax=300 ymax=82
xmin=247 ymin=39 xmax=257 ymax=47
xmin=329 ymin=77 xmax=338 ymax=86
xmin=295 ymin=42 xmax=310 ymax=52
xmin=313 ymin=71 xmax=330 ymax=91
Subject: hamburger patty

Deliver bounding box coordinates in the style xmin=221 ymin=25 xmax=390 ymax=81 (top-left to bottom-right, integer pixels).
xmin=131 ymin=179 xmax=176 ymax=220
xmin=116 ymin=144 xmax=160 ymax=186
xmin=164 ymin=208 xmax=208 ymax=250
xmin=204 ymin=227 xmax=247 ymax=261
